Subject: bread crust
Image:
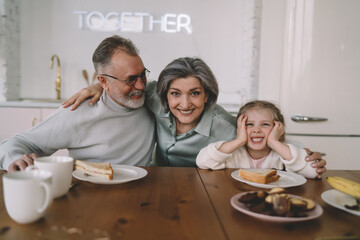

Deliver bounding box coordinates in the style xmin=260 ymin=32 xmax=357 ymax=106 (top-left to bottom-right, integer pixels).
xmin=239 ymin=169 xmax=280 ymax=184
xmin=75 ymin=160 xmax=114 ymax=180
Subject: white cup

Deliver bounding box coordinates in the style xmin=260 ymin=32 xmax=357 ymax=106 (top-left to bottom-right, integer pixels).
xmin=27 ymin=156 xmax=74 ymax=198
xmin=3 ymin=170 xmax=53 ymax=224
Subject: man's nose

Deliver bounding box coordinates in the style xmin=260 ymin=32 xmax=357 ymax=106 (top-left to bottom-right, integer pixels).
xmin=133 ymin=77 xmax=145 ymax=90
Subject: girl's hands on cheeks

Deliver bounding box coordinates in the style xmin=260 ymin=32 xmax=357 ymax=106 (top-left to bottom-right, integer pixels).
xmin=236 ymin=114 xmax=248 ymax=146
xmin=267 ymin=122 xmax=293 ymax=160
xmin=218 ymin=114 xmax=248 ymax=154
xmin=267 ymin=121 xmax=285 ymax=146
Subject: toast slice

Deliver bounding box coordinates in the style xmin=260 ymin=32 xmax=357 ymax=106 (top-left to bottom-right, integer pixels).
xmin=239 ymin=168 xmax=280 ymax=184
xmin=75 ymin=160 xmax=114 ymax=180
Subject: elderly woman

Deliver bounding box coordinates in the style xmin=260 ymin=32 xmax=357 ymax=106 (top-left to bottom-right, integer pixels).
xmin=146 ymin=58 xmax=236 ymax=166
xmin=63 ymin=57 xmax=326 ymax=177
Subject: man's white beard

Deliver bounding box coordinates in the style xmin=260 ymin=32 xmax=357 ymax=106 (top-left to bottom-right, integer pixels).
xmin=117 ymin=90 xmax=145 ymax=109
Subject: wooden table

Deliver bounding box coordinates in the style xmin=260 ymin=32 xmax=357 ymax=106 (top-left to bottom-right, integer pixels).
xmin=0 ymin=168 xmax=359 ymax=240
xmin=199 ymin=169 xmax=360 ymax=240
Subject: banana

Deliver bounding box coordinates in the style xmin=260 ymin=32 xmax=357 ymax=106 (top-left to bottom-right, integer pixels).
xmin=327 ymin=176 xmax=360 ymax=199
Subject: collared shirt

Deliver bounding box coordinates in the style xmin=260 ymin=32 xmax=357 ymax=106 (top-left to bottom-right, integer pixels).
xmin=146 ymin=81 xmax=237 ymax=167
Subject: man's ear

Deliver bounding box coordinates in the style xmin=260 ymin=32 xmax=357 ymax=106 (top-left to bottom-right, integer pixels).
xmin=98 ymin=76 xmax=109 ymax=91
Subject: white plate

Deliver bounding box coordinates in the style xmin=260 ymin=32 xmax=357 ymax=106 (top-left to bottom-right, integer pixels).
xmin=321 ymin=189 xmax=360 ymax=216
xmin=231 ymin=192 xmax=323 ymax=223
xmin=72 ymin=165 xmax=147 ymax=184
xmin=231 ymin=170 xmax=306 ymax=189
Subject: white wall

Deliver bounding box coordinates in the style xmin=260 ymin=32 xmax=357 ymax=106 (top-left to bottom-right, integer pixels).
xmin=258 ymin=0 xmax=284 ymax=103
xmin=18 ymin=0 xmax=262 ymax=107
xmin=0 ymin=0 xmax=20 ymax=101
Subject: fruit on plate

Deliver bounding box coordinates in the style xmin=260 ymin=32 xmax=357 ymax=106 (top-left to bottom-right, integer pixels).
xmin=269 ymin=187 xmax=286 ymax=194
xmin=327 ymin=176 xmax=360 ymax=199
xmin=238 ymin=190 xmax=268 ymax=203
xmin=239 ymin=188 xmax=316 ymax=217
xmin=302 ymin=198 xmax=316 ymax=211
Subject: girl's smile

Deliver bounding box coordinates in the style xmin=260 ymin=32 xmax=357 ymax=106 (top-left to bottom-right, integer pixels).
xmin=250 ymin=137 xmax=265 ymax=143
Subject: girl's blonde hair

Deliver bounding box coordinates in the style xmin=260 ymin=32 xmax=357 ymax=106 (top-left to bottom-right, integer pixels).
xmin=237 ymin=100 xmax=286 ymax=142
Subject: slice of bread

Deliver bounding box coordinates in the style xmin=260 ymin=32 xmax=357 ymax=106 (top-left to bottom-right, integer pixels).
xmin=239 ymin=168 xmax=280 ymax=184
xmin=75 ymin=160 xmax=114 ymax=180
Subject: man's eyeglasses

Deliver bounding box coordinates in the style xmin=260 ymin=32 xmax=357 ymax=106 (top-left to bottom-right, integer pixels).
xmin=100 ymin=68 xmax=150 ymax=86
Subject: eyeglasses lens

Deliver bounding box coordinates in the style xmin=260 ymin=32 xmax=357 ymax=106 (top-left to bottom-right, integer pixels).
xmin=127 ymin=69 xmax=149 ymax=85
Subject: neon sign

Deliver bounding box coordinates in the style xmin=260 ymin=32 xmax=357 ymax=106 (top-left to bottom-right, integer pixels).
xmin=73 ymin=11 xmax=192 ymax=34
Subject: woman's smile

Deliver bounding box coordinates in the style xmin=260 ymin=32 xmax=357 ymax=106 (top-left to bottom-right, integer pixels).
xmin=178 ymin=109 xmax=195 ymax=114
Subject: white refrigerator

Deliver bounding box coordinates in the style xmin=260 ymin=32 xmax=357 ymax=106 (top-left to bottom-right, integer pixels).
xmin=259 ymin=0 xmax=360 ymax=170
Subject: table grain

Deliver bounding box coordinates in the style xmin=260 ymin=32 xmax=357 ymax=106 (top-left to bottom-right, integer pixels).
xmin=0 ymin=167 xmax=226 ymax=240
xmin=0 ymin=168 xmax=359 ymax=240
xmin=198 ymin=169 xmax=360 ymax=240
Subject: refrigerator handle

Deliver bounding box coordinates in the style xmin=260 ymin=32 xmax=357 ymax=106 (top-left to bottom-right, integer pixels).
xmin=291 ymin=115 xmax=328 ymax=122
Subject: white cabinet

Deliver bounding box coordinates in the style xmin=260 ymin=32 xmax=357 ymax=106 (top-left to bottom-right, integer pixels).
xmin=0 ymin=107 xmax=68 ymax=156
xmin=286 ymin=135 xmax=360 ymax=170
xmin=0 ymin=107 xmax=43 ymax=141
xmin=259 ymin=0 xmax=360 ymax=170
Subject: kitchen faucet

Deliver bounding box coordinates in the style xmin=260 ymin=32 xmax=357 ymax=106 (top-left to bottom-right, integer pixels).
xmin=50 ymin=54 xmax=61 ymax=100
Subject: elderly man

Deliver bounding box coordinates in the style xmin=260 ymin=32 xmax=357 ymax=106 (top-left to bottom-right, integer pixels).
xmin=0 ymin=35 xmax=155 ymax=172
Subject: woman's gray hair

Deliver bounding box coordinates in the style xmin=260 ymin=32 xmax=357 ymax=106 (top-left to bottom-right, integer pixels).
xmin=92 ymin=35 xmax=139 ymax=72
xmin=157 ymin=57 xmax=219 ymax=113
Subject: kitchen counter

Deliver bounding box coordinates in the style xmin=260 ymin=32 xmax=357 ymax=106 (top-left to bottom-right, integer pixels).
xmin=0 ymin=100 xmax=62 ymax=108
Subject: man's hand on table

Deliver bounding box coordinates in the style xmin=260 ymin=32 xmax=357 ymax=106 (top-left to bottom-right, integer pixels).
xmin=304 ymin=148 xmax=327 ymax=179
xmin=8 ymin=153 xmax=38 ymax=172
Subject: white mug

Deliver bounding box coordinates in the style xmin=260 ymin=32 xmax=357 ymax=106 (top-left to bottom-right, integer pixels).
xmin=3 ymin=170 xmax=53 ymax=224
xmin=27 ymin=156 xmax=74 ymax=198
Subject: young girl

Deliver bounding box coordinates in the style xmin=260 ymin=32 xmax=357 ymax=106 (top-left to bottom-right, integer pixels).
xmin=196 ymin=100 xmax=318 ymax=178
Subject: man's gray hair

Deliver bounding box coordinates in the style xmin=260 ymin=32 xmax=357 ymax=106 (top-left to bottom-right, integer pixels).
xmin=92 ymin=35 xmax=139 ymax=72
xmin=157 ymin=57 xmax=219 ymax=113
